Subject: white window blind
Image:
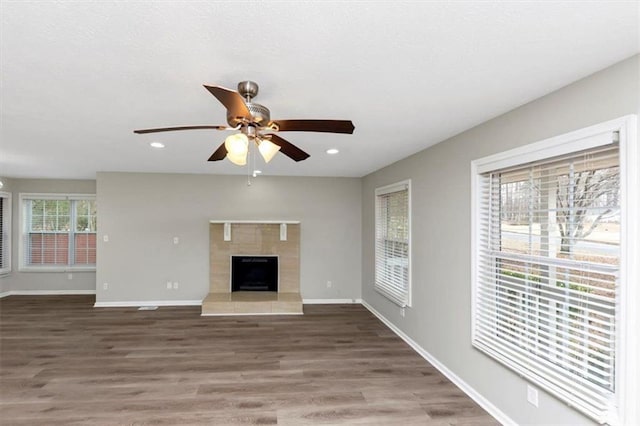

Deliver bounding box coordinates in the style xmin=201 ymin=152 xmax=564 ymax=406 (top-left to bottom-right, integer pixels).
xmin=375 ymin=181 xmax=411 ymax=307
xmin=0 ymin=192 xmax=10 ymax=274
xmin=474 ymin=140 xmax=621 ymax=423
xmin=21 ymin=194 xmax=97 ymax=270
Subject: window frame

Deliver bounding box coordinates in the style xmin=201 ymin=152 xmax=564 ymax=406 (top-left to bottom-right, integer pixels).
xmin=374 ymin=179 xmax=412 ymax=307
xmin=19 ymin=193 xmax=97 ymax=272
xmin=471 ymin=115 xmax=638 ymax=425
xmin=0 ymin=191 xmax=11 ymax=275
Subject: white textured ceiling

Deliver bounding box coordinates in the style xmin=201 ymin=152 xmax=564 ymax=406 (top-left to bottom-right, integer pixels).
xmin=1 ymin=1 xmax=638 ymax=179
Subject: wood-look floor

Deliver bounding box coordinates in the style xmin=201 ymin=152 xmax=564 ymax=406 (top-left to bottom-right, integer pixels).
xmin=0 ymin=296 xmax=499 ymax=425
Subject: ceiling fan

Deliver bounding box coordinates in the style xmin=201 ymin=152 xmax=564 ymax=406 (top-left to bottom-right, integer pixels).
xmin=133 ymin=81 xmax=355 ymax=165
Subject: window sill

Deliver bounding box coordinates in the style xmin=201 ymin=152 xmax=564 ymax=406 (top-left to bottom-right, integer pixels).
xmin=18 ymin=267 xmax=96 ymax=273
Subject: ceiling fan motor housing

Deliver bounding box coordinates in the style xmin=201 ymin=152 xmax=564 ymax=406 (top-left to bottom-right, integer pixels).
xmin=227 ymin=81 xmax=271 ymax=127
xmin=227 ymin=102 xmax=270 ymax=127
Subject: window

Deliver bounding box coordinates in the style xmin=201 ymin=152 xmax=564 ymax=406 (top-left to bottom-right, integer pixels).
xmin=20 ymin=194 xmax=96 ymax=270
xmin=471 ymin=116 xmax=638 ymax=425
xmin=0 ymin=192 xmax=11 ymax=275
xmin=375 ymin=180 xmax=411 ymax=307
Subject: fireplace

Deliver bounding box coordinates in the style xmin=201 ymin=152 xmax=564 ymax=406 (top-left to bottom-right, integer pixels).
xmin=231 ymin=256 xmax=278 ymax=292
xmin=205 ymin=222 xmax=301 ymax=315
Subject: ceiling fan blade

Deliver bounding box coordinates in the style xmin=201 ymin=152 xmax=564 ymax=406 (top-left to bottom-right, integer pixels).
xmin=203 ymin=85 xmax=252 ymax=120
xmin=133 ymin=125 xmax=227 ymax=134
xmin=268 ymin=119 xmax=355 ymax=134
xmin=208 ymin=142 xmax=227 ymax=161
xmin=267 ymin=134 xmax=310 ymax=162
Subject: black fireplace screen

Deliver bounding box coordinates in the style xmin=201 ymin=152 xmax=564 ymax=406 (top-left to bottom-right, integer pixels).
xmin=231 ymin=256 xmax=278 ymax=292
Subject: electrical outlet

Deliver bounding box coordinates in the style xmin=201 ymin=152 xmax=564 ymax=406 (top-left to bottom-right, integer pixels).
xmin=103 ymin=235 xmax=109 ymax=242
xmin=68 ymin=273 xmax=73 ymax=280
xmin=173 ymin=236 xmax=179 ymax=244
xmin=326 ymin=281 xmax=332 ymax=288
xmin=166 ymin=281 xmax=172 ymax=290
xmin=401 ymin=308 xmax=405 ymax=317
xmin=527 ymin=385 xmax=539 ymax=407
xmin=103 ymin=283 xmax=109 ymax=290
xmin=173 ymin=282 xmax=179 ymax=290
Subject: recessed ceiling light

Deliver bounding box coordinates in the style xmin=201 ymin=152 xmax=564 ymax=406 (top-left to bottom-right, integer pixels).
xmin=150 ymin=142 xmax=165 ymax=149
xmin=326 ymin=148 xmax=339 ymax=155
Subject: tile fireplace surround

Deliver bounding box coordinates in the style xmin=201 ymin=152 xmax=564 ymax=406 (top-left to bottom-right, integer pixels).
xmin=201 ymin=221 xmax=303 ymax=315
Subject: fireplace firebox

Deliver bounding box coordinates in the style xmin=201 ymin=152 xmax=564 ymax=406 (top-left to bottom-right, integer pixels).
xmin=231 ymin=256 xmax=278 ymax=292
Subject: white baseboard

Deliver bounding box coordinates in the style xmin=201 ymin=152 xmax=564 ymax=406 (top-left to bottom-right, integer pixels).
xmin=93 ymin=300 xmax=202 ymax=308
xmin=303 ymin=298 xmax=362 ymax=304
xmin=1 ymin=290 xmax=96 ymax=297
xmin=201 ymin=312 xmax=304 ymax=316
xmin=361 ymin=300 xmax=515 ymax=426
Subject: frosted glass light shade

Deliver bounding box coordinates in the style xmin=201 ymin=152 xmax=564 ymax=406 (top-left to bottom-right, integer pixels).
xmin=258 ymin=139 xmax=281 ymax=163
xmin=224 ymin=133 xmax=248 ymax=165
xmin=227 ymin=151 xmax=247 ymax=166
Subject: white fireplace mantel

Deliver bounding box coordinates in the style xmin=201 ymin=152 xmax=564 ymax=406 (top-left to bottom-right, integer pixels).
xmin=209 ymin=220 xmax=300 ymax=224
xmin=210 ymin=220 xmax=300 ymax=242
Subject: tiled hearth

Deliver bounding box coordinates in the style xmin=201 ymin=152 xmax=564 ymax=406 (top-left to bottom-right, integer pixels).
xmin=201 ymin=291 xmax=302 ymax=315
xmin=201 ymin=221 xmax=303 ymax=316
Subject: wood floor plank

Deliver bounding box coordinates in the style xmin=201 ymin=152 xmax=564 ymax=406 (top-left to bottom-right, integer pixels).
xmin=0 ymin=296 xmax=498 ymax=425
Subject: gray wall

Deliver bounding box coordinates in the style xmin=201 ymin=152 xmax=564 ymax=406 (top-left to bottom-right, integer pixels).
xmin=361 ymin=55 xmax=639 ymax=425
xmin=96 ymin=173 xmax=362 ymax=303
xmin=0 ymin=178 xmax=97 ymax=293
xmin=362 ymin=56 xmax=640 ymax=424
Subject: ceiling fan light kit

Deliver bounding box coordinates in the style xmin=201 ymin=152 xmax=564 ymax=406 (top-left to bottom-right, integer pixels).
xmin=227 ymin=152 xmax=247 ymax=166
xmin=224 ymin=133 xmax=249 ymax=166
xmin=134 ymin=80 xmax=355 ymax=166
xmin=257 ymin=139 xmax=281 ymax=163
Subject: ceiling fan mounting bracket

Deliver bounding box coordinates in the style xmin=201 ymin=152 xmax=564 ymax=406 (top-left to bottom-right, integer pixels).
xmin=237 ymin=81 xmax=259 ymax=100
